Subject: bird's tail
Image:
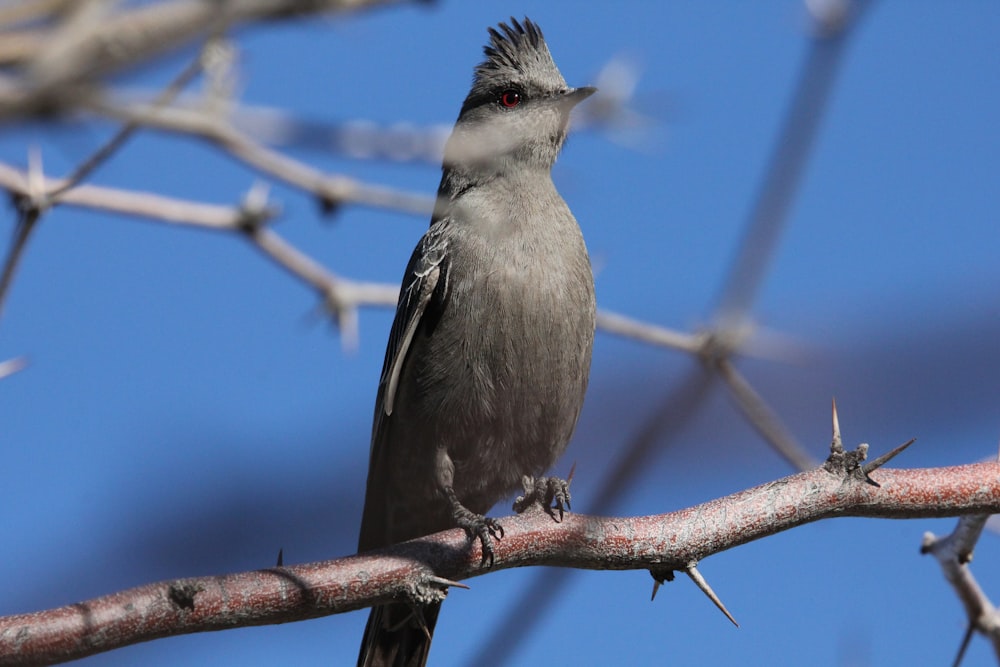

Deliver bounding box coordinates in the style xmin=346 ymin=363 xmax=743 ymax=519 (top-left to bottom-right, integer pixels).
xmin=357 ymin=602 xmax=441 ymax=667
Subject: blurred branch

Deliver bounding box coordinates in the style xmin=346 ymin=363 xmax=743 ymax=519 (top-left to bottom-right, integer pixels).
xmin=0 ymin=161 xmax=397 ymax=340
xmin=0 ymin=0 xmax=415 ymax=106
xmin=0 ymin=198 xmax=39 ymax=326
xmin=222 ymin=53 xmax=649 ymax=161
xmin=922 ymin=514 xmax=1000 ymax=665
xmin=3 ymin=445 xmax=997 ymax=665
xmin=0 ymin=156 xmax=727 ymax=351
xmin=0 ymin=161 xmax=260 ymax=228
xmin=0 ymin=356 xmax=27 ymax=379
xmin=713 ymin=357 xmax=816 ymax=470
xmin=0 ymin=0 xmax=74 ymax=30
xmin=712 ymin=0 xmax=873 ymax=325
xmin=88 ymin=97 xmax=435 ymax=216
xmin=596 ymin=310 xmax=701 ymax=353
xmin=0 ymin=42 xmax=205 ymax=326
xmin=670 ymin=0 xmax=877 ymax=476
xmin=45 ymin=45 xmax=206 ymax=201
xmin=88 ymin=67 xmax=641 ymax=213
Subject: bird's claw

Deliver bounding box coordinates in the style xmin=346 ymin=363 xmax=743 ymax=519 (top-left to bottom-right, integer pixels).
xmin=513 ymin=475 xmax=572 ymax=521
xmin=473 ymin=516 xmax=504 ymax=567
xmin=451 ymin=501 xmax=504 ymax=567
xmin=461 ymin=515 xmax=503 ymax=567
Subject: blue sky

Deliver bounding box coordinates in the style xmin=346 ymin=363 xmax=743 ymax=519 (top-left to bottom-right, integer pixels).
xmin=2 ymin=1 xmax=999 ymax=665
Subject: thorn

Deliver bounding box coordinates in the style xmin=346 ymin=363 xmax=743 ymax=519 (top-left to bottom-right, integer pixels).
xmin=276 ymin=548 xmax=283 ymax=567
xmin=830 ymin=397 xmax=843 ymax=453
xmin=648 ymin=567 xmax=674 ymax=602
xmin=426 ymin=575 xmax=470 ymax=591
xmin=862 ymin=438 xmax=915 ymax=476
xmin=566 ymin=461 xmax=577 ymax=486
xmin=685 ymin=563 xmax=739 ymax=627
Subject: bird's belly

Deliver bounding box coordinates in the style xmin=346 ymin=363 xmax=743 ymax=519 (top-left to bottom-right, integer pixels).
xmin=411 ymin=269 xmax=592 ymax=512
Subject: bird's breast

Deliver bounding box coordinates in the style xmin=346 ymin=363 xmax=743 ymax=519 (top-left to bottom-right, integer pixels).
xmin=403 ymin=222 xmax=595 ymax=502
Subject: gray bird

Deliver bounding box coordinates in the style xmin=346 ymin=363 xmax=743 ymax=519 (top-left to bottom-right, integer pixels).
xmin=358 ymin=17 xmax=596 ymax=667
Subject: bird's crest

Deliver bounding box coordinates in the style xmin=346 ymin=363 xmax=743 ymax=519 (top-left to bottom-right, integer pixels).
xmin=476 ymin=17 xmax=557 ymax=79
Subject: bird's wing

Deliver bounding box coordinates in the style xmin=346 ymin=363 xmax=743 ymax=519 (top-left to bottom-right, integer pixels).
xmin=361 ymin=222 xmax=450 ymax=553
xmin=377 ymin=223 xmax=450 ymax=420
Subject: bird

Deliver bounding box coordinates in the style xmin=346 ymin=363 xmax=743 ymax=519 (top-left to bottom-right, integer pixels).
xmin=357 ymin=17 xmax=596 ymax=667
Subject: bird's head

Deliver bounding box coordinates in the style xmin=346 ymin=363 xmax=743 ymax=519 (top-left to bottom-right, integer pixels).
xmin=445 ymin=18 xmax=595 ymax=174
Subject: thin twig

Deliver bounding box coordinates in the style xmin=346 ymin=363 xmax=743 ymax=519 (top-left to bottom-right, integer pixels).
xmin=0 ymin=205 xmax=39 ymax=325
xmin=596 ymin=309 xmax=701 ymax=353
xmin=0 ymin=161 xmax=401 ymax=330
xmin=0 ymin=156 xmax=727 ymax=355
xmin=712 ymin=0 xmax=874 ymax=326
xmin=922 ymin=515 xmax=1000 ymax=664
xmin=89 ymin=98 xmax=436 ymax=215
xmin=46 ymin=48 xmax=205 ymax=200
xmin=0 ymin=46 xmax=204 ymax=330
xmin=713 ymin=357 xmax=816 ymax=471
xmin=0 ymin=0 xmax=413 ymax=85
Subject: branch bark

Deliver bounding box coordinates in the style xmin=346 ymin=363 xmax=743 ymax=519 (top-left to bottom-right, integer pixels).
xmin=2 ymin=457 xmax=998 ymax=666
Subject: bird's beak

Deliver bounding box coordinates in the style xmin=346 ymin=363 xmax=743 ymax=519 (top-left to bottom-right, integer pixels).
xmin=562 ymin=86 xmax=597 ymax=107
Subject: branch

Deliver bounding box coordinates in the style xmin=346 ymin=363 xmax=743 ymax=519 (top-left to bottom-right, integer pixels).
xmin=713 ymin=357 xmax=816 ymax=470
xmin=0 ymin=159 xmax=712 ymax=351
xmin=0 ymin=356 xmax=27 ymax=380
xmin=43 ymin=45 xmax=205 ymax=201
xmin=595 ymin=309 xmax=701 ymax=354
xmin=0 ymin=161 xmax=399 ymax=342
xmin=712 ymin=0 xmax=873 ymax=324
xmin=87 ymin=98 xmax=435 ymax=216
xmin=922 ymin=514 xmax=1000 ymax=665
xmin=0 ymin=0 xmax=415 ymax=96
xmin=2 ymin=454 xmax=998 ymax=666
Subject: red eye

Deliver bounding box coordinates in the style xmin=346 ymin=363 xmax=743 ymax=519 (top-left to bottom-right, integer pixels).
xmin=499 ymin=90 xmax=521 ymax=108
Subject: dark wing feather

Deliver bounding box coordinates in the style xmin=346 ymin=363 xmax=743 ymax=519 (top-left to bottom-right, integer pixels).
xmin=359 ymin=223 xmax=450 ymax=667
xmin=371 ymin=223 xmax=450 ymax=448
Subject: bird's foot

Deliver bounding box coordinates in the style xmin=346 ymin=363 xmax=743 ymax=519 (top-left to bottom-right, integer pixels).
xmin=513 ymin=475 xmax=571 ymax=521
xmin=447 ymin=490 xmax=504 ymax=567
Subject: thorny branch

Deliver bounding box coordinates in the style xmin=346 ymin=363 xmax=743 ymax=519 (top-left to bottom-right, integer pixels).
xmin=1 ymin=443 xmax=997 ymax=666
